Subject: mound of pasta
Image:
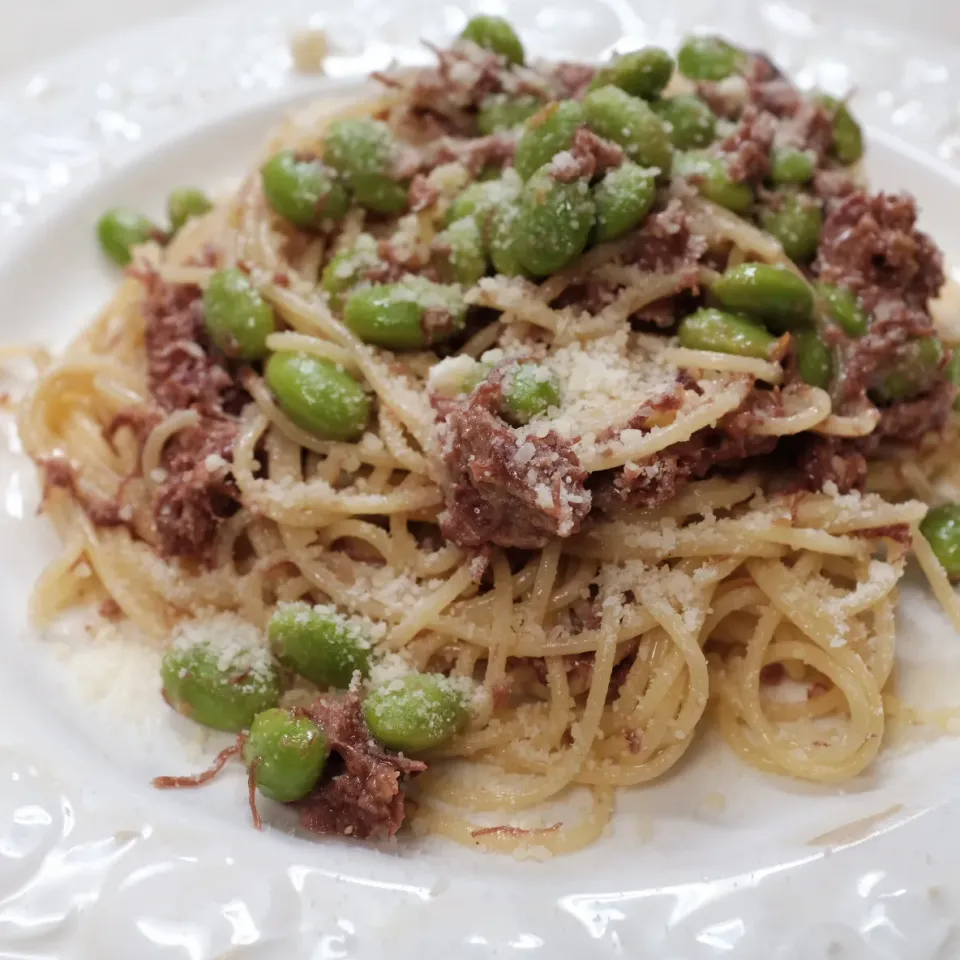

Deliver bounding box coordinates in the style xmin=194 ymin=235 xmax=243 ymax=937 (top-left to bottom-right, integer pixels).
xmin=20 ymin=19 xmax=960 ymax=854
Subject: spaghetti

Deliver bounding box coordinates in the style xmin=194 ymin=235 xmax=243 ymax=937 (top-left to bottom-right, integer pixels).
xmin=16 ymin=23 xmax=960 ymax=854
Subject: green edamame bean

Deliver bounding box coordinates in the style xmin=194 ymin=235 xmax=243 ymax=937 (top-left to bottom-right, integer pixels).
xmin=514 ymin=101 xmax=585 ymax=181
xmin=592 ymin=162 xmax=657 ymax=243
xmin=514 ymin=167 xmax=595 ymax=276
xmin=362 ymin=673 xmax=469 ymax=752
xmin=759 ymin=191 xmax=822 ymax=263
xmin=203 ymin=267 xmax=276 ymax=360
xmin=796 ymin=329 xmax=834 ymax=389
xmin=435 ymin=217 xmax=488 ymax=286
xmin=590 ymin=47 xmax=675 ymax=100
xmin=651 ymin=95 xmax=717 ymax=149
xmin=324 ymin=118 xmax=408 ymax=214
xmin=489 ymin=202 xmax=528 ymax=277
xmin=445 ymin=176 xmax=519 ymax=227
xmin=243 ymin=708 xmax=329 ymax=803
xmin=678 ymin=307 xmax=775 ymax=359
xmin=816 ymin=282 xmax=868 ymax=338
xmin=501 ymin=363 xmax=561 ymax=425
xmin=344 ymin=278 xmax=467 ymax=349
xmin=168 ymin=188 xmax=213 ymax=233
xmin=269 ymin=602 xmax=372 ymax=689
xmin=265 ymin=352 xmax=370 ymax=440
xmin=477 ymin=94 xmax=541 ymax=135
xmin=261 ymin=151 xmax=350 ymax=229
xmin=320 ymin=235 xmax=381 ymax=310
xmin=873 ymin=337 xmax=944 ymax=403
xmin=770 ymin=147 xmax=815 ymax=185
xmin=820 ymin=95 xmax=864 ymax=166
xmin=582 ymin=86 xmax=673 ymax=175
xmin=712 ymin=263 xmax=814 ymax=332
xmin=97 ymin=208 xmax=160 ymax=266
xmin=161 ymin=630 xmax=281 ymax=732
xmin=460 ymin=14 xmax=525 ymax=65
xmin=672 ymin=150 xmax=753 ymax=213
xmin=946 ymin=349 xmax=960 ymax=410
xmin=677 ymin=36 xmax=743 ymax=81
xmin=920 ymin=503 xmax=960 ymax=578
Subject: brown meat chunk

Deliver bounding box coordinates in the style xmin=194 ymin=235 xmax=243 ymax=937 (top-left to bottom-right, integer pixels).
xmin=297 ymin=694 xmax=426 ymax=840
xmin=626 ymin=200 xmax=708 ymax=273
xmin=140 ymin=273 xmax=240 ymax=416
xmin=152 ymin=419 xmax=240 ymax=560
xmin=129 ymin=273 xmax=249 ymax=561
xmin=549 ymin=127 xmax=624 ymax=183
xmin=551 ymin=61 xmax=596 ymax=99
xmin=815 ymin=191 xmax=944 ymax=312
xmin=592 ymin=391 xmax=778 ymax=510
xmin=408 ymin=174 xmax=440 ymax=212
xmin=870 ymin=379 xmax=955 ymax=446
xmin=797 ymin=437 xmax=868 ymax=494
xmin=38 ymin=455 xmax=131 ymax=527
xmin=439 ymin=378 xmax=591 ymax=549
xmin=714 ymin=105 xmax=777 ymax=183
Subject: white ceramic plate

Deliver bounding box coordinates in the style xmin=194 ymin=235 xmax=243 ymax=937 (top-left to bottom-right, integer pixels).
xmin=5 ymin=2 xmax=960 ymax=957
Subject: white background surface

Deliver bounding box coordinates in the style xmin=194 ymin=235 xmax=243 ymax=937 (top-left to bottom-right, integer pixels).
xmin=4 ymin=1 xmax=960 ymax=957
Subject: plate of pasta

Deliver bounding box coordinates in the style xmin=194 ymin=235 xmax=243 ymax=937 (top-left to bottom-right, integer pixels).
xmin=6 ymin=0 xmax=960 ymax=956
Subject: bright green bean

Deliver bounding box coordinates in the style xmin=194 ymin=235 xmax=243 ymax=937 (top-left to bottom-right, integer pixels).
xmin=678 ymin=307 xmax=775 ymax=359
xmin=243 ymin=708 xmax=329 ymax=803
xmin=363 ymin=673 xmax=469 ymax=752
xmin=203 ymin=267 xmax=276 ymax=360
xmin=712 ymin=263 xmax=814 ymax=332
xmin=265 ymin=352 xmax=370 ymax=440
xmin=269 ymin=602 xmax=373 ymax=688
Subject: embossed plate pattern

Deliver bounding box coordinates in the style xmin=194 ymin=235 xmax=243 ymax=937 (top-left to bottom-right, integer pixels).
xmin=3 ymin=1 xmax=960 ymax=957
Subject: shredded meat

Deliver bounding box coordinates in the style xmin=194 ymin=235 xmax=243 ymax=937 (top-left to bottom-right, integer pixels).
xmin=152 ymin=419 xmax=240 ymax=560
xmin=551 ymin=61 xmax=596 ymax=99
xmin=816 ymin=191 xmax=945 ymax=402
xmin=593 ymin=391 xmax=778 ymax=510
xmin=38 ymin=455 xmax=131 ymax=527
xmin=870 ymin=380 xmax=955 ymax=445
xmin=409 ymin=41 xmax=507 ymax=122
xmin=429 ymin=131 xmax=518 ymax=176
xmin=625 ymin=200 xmax=708 ymax=273
xmin=408 ymin=173 xmax=440 ymax=212
xmin=816 ymin=191 xmax=944 ymax=313
xmin=714 ymin=105 xmax=777 ymax=183
xmin=812 ymin=168 xmax=858 ymax=207
xmin=549 ymin=127 xmax=624 ymax=183
xmin=297 ymin=694 xmax=426 ymax=839
xmin=439 ymin=377 xmax=591 ymax=549
xmin=797 ymin=437 xmax=868 ymax=494
xmin=139 ymin=273 xmax=241 ymax=416
xmin=109 ymin=272 xmax=250 ymax=561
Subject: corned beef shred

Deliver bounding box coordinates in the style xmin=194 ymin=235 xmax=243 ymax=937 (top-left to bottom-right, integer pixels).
xmin=439 ymin=376 xmax=591 ymax=549
xmin=551 ymin=61 xmax=597 ymax=100
xmin=408 ymin=173 xmax=440 ymax=212
xmin=38 ymin=455 xmax=131 ymax=527
xmin=593 ymin=389 xmax=779 ymax=510
xmin=296 ymin=694 xmax=426 ymax=839
xmin=626 ymin=200 xmax=708 ymax=273
xmin=152 ymin=419 xmax=241 ymax=560
xmin=124 ymin=272 xmax=248 ymax=561
xmin=797 ymin=437 xmax=868 ymax=494
xmin=714 ymin=105 xmax=778 ymax=183
xmin=816 ymin=191 xmax=944 ymax=314
xmin=549 ymin=127 xmax=624 ymax=183
xmin=870 ymin=379 xmax=955 ymax=445
xmin=815 ymin=191 xmax=947 ymax=407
